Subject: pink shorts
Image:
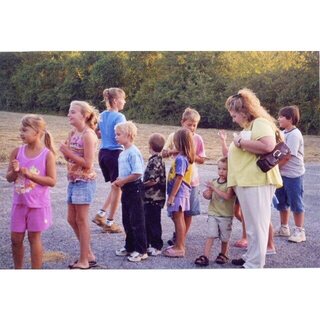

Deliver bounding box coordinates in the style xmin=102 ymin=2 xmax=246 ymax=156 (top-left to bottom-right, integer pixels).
xmin=11 ymin=204 xmax=52 ymax=233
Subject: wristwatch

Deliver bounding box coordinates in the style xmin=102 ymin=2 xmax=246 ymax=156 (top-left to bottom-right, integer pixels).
xmin=237 ymin=137 xmax=242 ymax=148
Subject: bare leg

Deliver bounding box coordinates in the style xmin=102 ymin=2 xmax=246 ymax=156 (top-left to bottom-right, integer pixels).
xmin=184 ymin=214 xmax=192 ymax=236
xmin=279 ymin=209 xmax=290 ymax=225
xmin=234 ymin=204 xmax=247 ymax=246
xmin=107 ymin=185 xmax=122 ymax=220
xmin=75 ymin=204 xmax=91 ymax=268
xmin=267 ymin=223 xmax=276 ymax=251
xmin=101 ymin=191 xmax=112 ymax=212
xmin=221 ymin=241 xmax=229 ymax=257
xmin=172 ymin=211 xmax=186 ymax=251
xmin=11 ymin=232 xmax=25 ymax=269
xmin=28 ymin=231 xmax=43 ymax=269
xmin=204 ymin=237 xmax=214 ymax=258
xmin=293 ymin=212 xmax=304 ymax=228
xmin=68 ymin=204 xmax=94 ymax=268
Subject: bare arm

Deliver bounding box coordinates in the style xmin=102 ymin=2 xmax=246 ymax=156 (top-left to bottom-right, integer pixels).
xmin=218 ymin=130 xmax=229 ymax=157
xmin=6 ymin=148 xmax=19 ymax=183
xmin=60 ymin=130 xmax=96 ymax=169
xmin=167 ymin=175 xmax=183 ymax=206
xmin=20 ymin=151 xmax=56 ymax=187
xmin=112 ymin=173 xmax=142 ymax=188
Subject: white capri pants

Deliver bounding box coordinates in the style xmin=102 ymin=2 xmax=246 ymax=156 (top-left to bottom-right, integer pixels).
xmin=235 ymin=185 xmax=276 ymax=268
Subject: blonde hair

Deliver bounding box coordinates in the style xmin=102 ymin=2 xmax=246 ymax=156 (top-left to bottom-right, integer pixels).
xmin=21 ymin=114 xmax=56 ymax=155
xmin=115 ymin=121 xmax=137 ymax=141
xmin=70 ymin=100 xmax=99 ymax=130
xmin=182 ymin=107 xmax=201 ymax=123
xmin=225 ymin=88 xmax=277 ymax=131
xmin=102 ymin=87 xmax=126 ymax=109
xmin=173 ymin=128 xmax=195 ymax=164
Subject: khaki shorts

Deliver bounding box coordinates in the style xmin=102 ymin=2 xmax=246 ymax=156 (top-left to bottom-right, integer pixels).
xmin=207 ymin=215 xmax=233 ymax=242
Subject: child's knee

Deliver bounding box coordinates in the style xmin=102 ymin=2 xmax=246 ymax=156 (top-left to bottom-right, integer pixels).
xmin=11 ymin=233 xmax=25 ymax=246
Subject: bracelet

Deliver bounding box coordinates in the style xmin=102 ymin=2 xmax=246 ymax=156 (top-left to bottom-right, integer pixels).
xmin=237 ymin=137 xmax=242 ymax=148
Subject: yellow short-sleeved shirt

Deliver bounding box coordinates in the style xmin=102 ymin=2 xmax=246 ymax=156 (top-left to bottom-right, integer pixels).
xmin=227 ymin=118 xmax=282 ymax=188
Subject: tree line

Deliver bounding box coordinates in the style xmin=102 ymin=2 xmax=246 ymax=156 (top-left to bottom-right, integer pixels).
xmin=0 ymin=51 xmax=319 ymax=134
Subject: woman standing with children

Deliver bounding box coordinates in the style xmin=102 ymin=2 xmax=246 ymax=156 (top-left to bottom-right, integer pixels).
xmin=225 ymin=88 xmax=282 ymax=268
xmin=6 ymin=115 xmax=56 ymax=269
xmin=60 ymin=100 xmax=99 ymax=269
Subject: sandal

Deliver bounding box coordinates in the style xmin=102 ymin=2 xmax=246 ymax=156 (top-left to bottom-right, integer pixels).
xmin=194 ymin=255 xmax=209 ymax=266
xmin=215 ymin=253 xmax=229 ymax=264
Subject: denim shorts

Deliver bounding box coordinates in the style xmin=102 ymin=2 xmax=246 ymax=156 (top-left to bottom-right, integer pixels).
xmin=185 ymin=186 xmax=201 ymax=216
xmin=67 ymin=180 xmax=96 ymax=205
xmin=275 ymin=175 xmax=304 ymax=213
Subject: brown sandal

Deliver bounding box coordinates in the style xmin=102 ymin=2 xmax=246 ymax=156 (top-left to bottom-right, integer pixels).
xmin=215 ymin=253 xmax=229 ymax=264
xmin=194 ymin=255 xmax=209 ymax=266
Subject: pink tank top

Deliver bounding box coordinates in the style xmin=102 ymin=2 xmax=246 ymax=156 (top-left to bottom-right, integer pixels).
xmin=67 ymin=128 xmax=97 ymax=182
xmin=13 ymin=145 xmax=51 ymax=208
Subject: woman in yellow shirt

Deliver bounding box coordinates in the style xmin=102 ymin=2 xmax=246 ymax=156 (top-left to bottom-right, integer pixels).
xmin=225 ymin=88 xmax=282 ymax=268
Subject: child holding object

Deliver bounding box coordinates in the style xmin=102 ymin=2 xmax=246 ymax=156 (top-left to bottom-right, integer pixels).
xmin=194 ymin=157 xmax=235 ymax=266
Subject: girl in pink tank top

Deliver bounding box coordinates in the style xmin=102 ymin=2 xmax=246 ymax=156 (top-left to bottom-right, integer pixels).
xmin=6 ymin=114 xmax=56 ymax=269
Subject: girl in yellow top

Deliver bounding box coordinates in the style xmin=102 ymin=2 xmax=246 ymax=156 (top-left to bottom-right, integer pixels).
xmin=225 ymin=88 xmax=282 ymax=269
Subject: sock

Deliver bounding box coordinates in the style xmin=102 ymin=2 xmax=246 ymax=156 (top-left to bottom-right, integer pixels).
xmin=281 ymin=224 xmax=289 ymax=228
xmin=106 ymin=219 xmax=114 ymax=226
xmin=98 ymin=209 xmax=106 ymax=217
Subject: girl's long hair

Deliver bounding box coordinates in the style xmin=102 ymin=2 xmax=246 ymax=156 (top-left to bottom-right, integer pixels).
xmin=70 ymin=101 xmax=99 ymax=130
xmin=173 ymin=128 xmax=195 ymax=164
xmin=21 ymin=114 xmax=56 ymax=155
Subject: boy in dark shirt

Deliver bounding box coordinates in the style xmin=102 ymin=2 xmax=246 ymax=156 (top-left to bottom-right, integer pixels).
xmin=143 ymin=133 xmax=167 ymax=256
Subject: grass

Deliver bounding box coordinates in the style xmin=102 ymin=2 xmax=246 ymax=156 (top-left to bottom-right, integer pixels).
xmin=0 ymin=111 xmax=319 ymax=168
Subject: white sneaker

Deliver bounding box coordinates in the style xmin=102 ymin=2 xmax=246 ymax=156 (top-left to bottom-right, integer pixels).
xmin=288 ymin=227 xmax=306 ymax=243
xmin=127 ymin=251 xmax=148 ymax=262
xmin=274 ymin=225 xmax=290 ymax=237
xmin=147 ymin=247 xmax=162 ymax=256
xmin=115 ymin=247 xmax=131 ymax=256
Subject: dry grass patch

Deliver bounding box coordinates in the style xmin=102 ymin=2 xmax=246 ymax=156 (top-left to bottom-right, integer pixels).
xmin=0 ymin=111 xmax=319 ymax=167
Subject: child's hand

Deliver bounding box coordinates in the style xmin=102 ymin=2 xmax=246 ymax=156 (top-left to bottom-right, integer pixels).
xmin=20 ymin=167 xmax=31 ymax=179
xmin=12 ymin=159 xmax=20 ymax=172
xmin=204 ymin=180 xmax=213 ymax=189
xmin=112 ymin=178 xmax=123 ymax=188
xmin=203 ymin=189 xmax=212 ymax=200
xmin=167 ymin=195 xmax=175 ymax=206
xmin=59 ymin=141 xmax=70 ymax=156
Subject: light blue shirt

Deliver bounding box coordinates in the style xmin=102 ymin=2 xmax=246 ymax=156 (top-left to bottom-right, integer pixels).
xmin=98 ymin=110 xmax=126 ymax=150
xmin=118 ymin=145 xmax=144 ymax=178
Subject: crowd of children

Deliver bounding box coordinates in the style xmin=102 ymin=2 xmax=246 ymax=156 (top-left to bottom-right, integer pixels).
xmin=5 ymin=87 xmax=306 ymax=269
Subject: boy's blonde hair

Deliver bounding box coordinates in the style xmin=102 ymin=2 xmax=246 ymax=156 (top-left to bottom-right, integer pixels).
xmin=182 ymin=107 xmax=201 ymax=123
xmin=70 ymin=100 xmax=99 ymax=130
xmin=115 ymin=121 xmax=137 ymax=141
xmin=21 ymin=114 xmax=56 ymax=155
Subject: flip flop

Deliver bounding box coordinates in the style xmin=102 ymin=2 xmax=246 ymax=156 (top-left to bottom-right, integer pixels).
xmin=68 ymin=260 xmax=97 ymax=268
xmin=68 ymin=264 xmax=91 ymax=270
xmin=162 ymin=247 xmax=185 ymax=258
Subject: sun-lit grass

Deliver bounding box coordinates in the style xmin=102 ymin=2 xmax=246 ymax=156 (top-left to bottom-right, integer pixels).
xmin=0 ymin=111 xmax=319 ymax=169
